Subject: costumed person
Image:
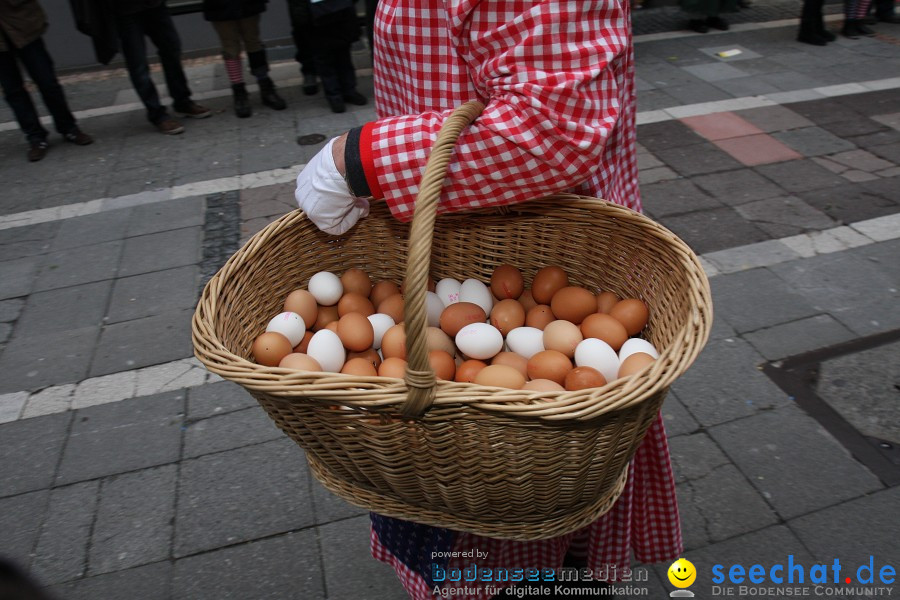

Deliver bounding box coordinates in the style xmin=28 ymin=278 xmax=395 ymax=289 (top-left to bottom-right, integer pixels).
xmin=293 ymin=1 xmax=682 ymax=598
xmin=842 ymin=0 xmax=876 ymax=37
xmin=285 ymin=0 xmax=318 ymax=95
xmin=203 ymin=0 xmax=286 ymax=118
xmin=0 ymin=0 xmax=93 ymax=162
xmin=680 ymin=0 xmax=736 ymax=32
xmin=797 ymin=0 xmax=837 ymax=44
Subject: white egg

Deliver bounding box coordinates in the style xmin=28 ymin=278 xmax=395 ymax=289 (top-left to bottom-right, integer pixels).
xmin=575 ymin=338 xmax=619 ymax=383
xmin=308 ymin=271 xmax=343 ymax=306
xmin=435 ymin=278 xmax=462 ymax=307
xmin=426 ymin=291 xmax=444 ymax=328
xmin=505 ymin=327 xmax=545 ymax=359
xmin=306 ymin=329 xmax=346 ymax=372
xmin=367 ymin=313 xmax=396 ymax=350
xmin=459 ymin=278 xmax=493 ymax=315
xmin=455 ymin=323 xmax=504 ymax=360
xmin=265 ymin=312 xmax=306 ymax=347
xmin=619 ymin=338 xmax=660 ymax=362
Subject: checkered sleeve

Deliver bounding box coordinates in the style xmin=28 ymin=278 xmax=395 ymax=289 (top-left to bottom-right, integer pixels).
xmin=363 ymin=0 xmax=631 ymax=222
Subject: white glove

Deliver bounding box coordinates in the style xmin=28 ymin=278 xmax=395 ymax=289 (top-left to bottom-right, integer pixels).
xmin=295 ymin=137 xmax=370 ymax=235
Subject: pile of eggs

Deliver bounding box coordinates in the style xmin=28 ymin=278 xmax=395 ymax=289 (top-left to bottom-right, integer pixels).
xmin=251 ymin=265 xmax=660 ymax=391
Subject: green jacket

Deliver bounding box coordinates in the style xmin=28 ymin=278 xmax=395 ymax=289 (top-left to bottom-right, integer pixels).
xmin=0 ymin=0 xmax=48 ymax=52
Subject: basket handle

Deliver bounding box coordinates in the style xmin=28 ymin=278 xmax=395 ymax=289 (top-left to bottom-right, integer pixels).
xmin=401 ymin=100 xmax=486 ymax=417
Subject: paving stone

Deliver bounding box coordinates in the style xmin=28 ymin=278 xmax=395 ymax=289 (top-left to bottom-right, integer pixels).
xmin=126 ymin=197 xmax=206 ymax=237
xmin=711 ymin=76 xmax=783 ymax=97
xmin=682 ymin=62 xmax=747 ymax=82
xmin=0 ymin=390 xmax=27 ymax=423
xmin=31 ymin=481 xmax=99 ymax=585
xmin=704 ymin=239 xmax=800 ymax=274
xmin=172 ymin=530 xmax=324 ymax=600
xmin=174 ymin=439 xmax=314 ymax=557
xmin=183 ymin=406 xmax=283 ymax=458
xmin=187 ymin=380 xmax=257 ymax=420
xmin=636 ymin=151 xmax=664 ymax=170
xmin=755 ymin=159 xmax=850 ymax=193
xmin=849 ymin=238 xmax=900 ymax=282
xmin=0 ymin=326 xmax=99 ymax=393
xmin=866 ymin=141 xmax=900 ymax=164
xmin=636 ymin=89 xmax=679 ymax=112
xmin=710 ymin=267 xmax=820 ymax=333
xmin=638 ymin=165 xmax=680 ymax=186
xmin=49 ymin=561 xmax=173 ymax=600
xmin=810 ymin=155 xmax=848 ymax=173
xmin=848 ymin=128 xmax=900 ymax=149
xmin=840 ymin=169 xmax=879 ymax=182
xmin=90 ymin=466 xmax=177 ymax=578
xmin=834 ymin=88 xmax=900 ymax=117
xmin=771 ymin=127 xmax=857 ymax=156
xmin=134 ymin=358 xmax=207 ymax=397
xmin=0 ymin=256 xmax=39 ymax=300
xmin=22 ymin=383 xmax=75 ymax=419
xmin=708 ymin=405 xmax=883 ymax=520
xmin=636 ymin=120 xmax=707 ymax=151
xmin=663 ymin=81 xmax=734 ymax=105
xmin=309 ymin=471 xmax=368 ymax=524
xmin=737 ymin=104 xmax=815 ymax=132
xmin=118 ymin=227 xmax=202 ymax=277
xmin=818 ymin=112 xmax=891 ymax=139
xmin=639 ymin=178 xmax=721 ymax=218
xmin=798 ymin=183 xmax=899 ymax=225
xmin=744 ymin=314 xmax=857 ymax=361
xmin=674 ymin=482 xmax=709 ymax=551
xmin=107 ymin=265 xmax=199 ymax=323
xmin=789 ymin=486 xmax=900 ymax=565
xmin=658 ymin=207 xmax=770 ymax=254
xmin=0 ymin=297 xmax=25 ymax=322
xmin=56 ymin=391 xmax=184 ymax=485
xmin=783 ymin=98 xmax=856 ymax=124
xmin=670 ymin=337 xmax=791 ymax=427
xmin=715 ymin=134 xmax=804 ymax=167
xmin=687 ymin=464 xmax=779 ymax=545
xmin=654 ymin=142 xmax=744 ymax=177
xmin=32 ymin=241 xmax=122 ymax=292
xmin=769 ymin=251 xmax=900 ymax=336
xmin=0 ymin=489 xmax=49 ymax=571
xmin=668 ymin=433 xmax=730 ymax=484
xmin=90 ymin=309 xmax=194 ymax=377
xmin=319 ymin=515 xmax=409 ymax=600
xmin=0 ymin=411 xmax=70 ymax=496
xmin=660 ymin=392 xmax=699 ymax=438
xmin=758 ymin=69 xmax=829 ymax=91
xmin=71 ymin=370 xmax=138 ymax=410
xmin=691 ymin=168 xmax=786 ymax=206
xmin=14 ymin=280 xmax=112 ymax=336
xmin=49 ymin=209 xmax=132 ymax=252
xmin=734 ymin=196 xmax=836 ymax=237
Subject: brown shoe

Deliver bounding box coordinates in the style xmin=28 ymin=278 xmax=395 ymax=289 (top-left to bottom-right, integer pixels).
xmin=155 ymin=117 xmax=185 ymax=135
xmin=173 ymin=102 xmax=212 ymax=119
xmin=63 ymin=129 xmax=94 ymax=146
xmin=27 ymin=140 xmax=49 ymax=162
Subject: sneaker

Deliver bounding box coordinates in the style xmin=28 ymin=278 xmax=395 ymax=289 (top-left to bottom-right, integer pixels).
xmin=155 ymin=117 xmax=185 ymax=135
xmin=343 ymin=91 xmax=368 ymax=106
xmin=173 ymin=102 xmax=212 ymax=119
xmin=27 ymin=140 xmax=49 ymax=162
xmin=706 ymin=16 xmax=729 ymax=30
xmin=63 ymin=128 xmax=94 ymax=146
xmin=688 ymin=19 xmax=709 ymax=33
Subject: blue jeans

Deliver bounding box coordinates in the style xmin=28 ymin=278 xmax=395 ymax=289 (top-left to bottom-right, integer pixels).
xmin=0 ymin=35 xmax=77 ymax=143
xmin=115 ymin=5 xmax=193 ymax=123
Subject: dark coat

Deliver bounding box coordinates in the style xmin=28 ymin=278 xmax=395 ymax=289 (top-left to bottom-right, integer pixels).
xmin=0 ymin=0 xmax=49 ymax=52
xmin=202 ymin=0 xmax=268 ymax=21
xmin=70 ymin=0 xmax=118 ymax=64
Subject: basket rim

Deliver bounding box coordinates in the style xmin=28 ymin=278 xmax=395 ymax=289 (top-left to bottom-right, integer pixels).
xmin=192 ymin=194 xmax=712 ymax=423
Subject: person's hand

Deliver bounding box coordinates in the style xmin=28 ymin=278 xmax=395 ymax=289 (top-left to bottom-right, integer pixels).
xmin=295 ymin=136 xmax=369 ymax=235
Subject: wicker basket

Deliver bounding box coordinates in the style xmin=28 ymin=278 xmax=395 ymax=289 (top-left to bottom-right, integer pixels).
xmin=192 ymin=102 xmax=712 ymax=540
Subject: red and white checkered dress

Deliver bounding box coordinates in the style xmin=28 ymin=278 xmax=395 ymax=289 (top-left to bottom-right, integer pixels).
xmin=361 ymin=1 xmax=682 ymax=598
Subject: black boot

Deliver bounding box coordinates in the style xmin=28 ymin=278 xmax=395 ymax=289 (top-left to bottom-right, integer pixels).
xmin=327 ymin=95 xmax=346 ymax=113
xmin=232 ymin=83 xmax=251 ymax=118
xmin=258 ymin=77 xmax=287 ymax=110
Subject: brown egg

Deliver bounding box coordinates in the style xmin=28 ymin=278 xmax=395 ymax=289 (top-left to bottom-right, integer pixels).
xmin=325 ymin=321 xmax=339 ymax=333
xmin=314 ymin=305 xmax=339 ymax=330
xmin=531 ymin=266 xmax=569 ymax=304
xmin=522 ymin=379 xmax=566 ymax=392
xmin=293 ymin=330 xmax=314 ymax=354
xmin=252 ymin=332 xmax=293 ymax=366
xmin=490 ymin=264 xmax=525 ymax=300
xmin=490 ymin=299 xmax=526 ymax=336
xmin=525 ymin=305 xmax=555 ymax=330
xmin=491 ymin=351 xmax=529 ymax=378
xmin=596 ymin=291 xmax=620 ymax=314
xmin=617 ymin=352 xmax=656 ymax=379
xmin=518 ymin=289 xmax=538 ymax=313
xmin=564 ymin=366 xmax=607 ymax=391
xmin=348 ymin=348 xmax=382 ymax=369
xmin=542 ymin=320 xmax=583 ymax=358
xmin=474 ymin=364 xmax=526 ymax=389
xmin=526 ymin=350 xmax=573 ymax=385
xmin=336 ymin=313 xmax=374 ymax=352
xmin=609 ymin=298 xmax=649 ymax=336
xmin=377 ymin=293 xmax=405 ymax=323
xmin=338 ymin=293 xmax=375 ymax=317
xmin=455 ymin=359 xmax=488 ymax=383
xmin=550 ymin=286 xmax=596 ymax=325
xmin=284 ymin=289 xmax=318 ymax=330
xmin=278 ymin=352 xmax=322 ymax=371
xmin=439 ymin=302 xmax=487 ymax=337
xmin=380 ymin=323 xmax=407 ymax=359
xmin=378 ymin=356 xmax=408 ymax=378
xmin=426 ymin=327 xmax=456 ymax=356
xmin=580 ymin=313 xmax=629 ymax=351
xmin=341 ymin=268 xmax=373 ymax=297
xmin=428 ymin=350 xmax=456 ymax=380
xmin=341 ymin=357 xmax=378 ymax=376
xmin=370 ymin=280 xmax=400 ymax=307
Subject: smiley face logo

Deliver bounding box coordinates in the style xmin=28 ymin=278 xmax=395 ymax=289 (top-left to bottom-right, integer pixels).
xmin=668 ymin=558 xmax=697 ymax=588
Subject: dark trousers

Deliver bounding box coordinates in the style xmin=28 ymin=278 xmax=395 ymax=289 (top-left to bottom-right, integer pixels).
xmin=286 ymin=0 xmax=316 ymax=77
xmin=315 ymin=46 xmax=356 ymax=100
xmin=0 ymin=36 xmax=77 ymax=143
xmin=115 ymin=4 xmax=192 ymax=123
xmin=873 ymin=0 xmax=895 ymax=17
xmin=799 ymin=0 xmax=826 ymax=36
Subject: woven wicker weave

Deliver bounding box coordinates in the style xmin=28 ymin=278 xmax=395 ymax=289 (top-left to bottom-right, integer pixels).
xmin=192 ymin=101 xmax=712 ymax=540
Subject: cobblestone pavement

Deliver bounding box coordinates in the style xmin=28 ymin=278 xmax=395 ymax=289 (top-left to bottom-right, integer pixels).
xmin=0 ymin=7 xmax=898 ymax=600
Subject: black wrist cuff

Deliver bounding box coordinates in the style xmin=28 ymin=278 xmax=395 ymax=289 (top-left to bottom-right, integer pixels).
xmin=344 ymin=126 xmax=372 ymax=198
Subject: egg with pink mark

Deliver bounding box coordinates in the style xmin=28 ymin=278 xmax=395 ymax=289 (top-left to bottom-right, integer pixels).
xmin=435 ymin=278 xmax=462 ymax=307
xmin=455 ymin=323 xmax=504 ymax=360
xmin=265 ymin=312 xmax=306 ymax=347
